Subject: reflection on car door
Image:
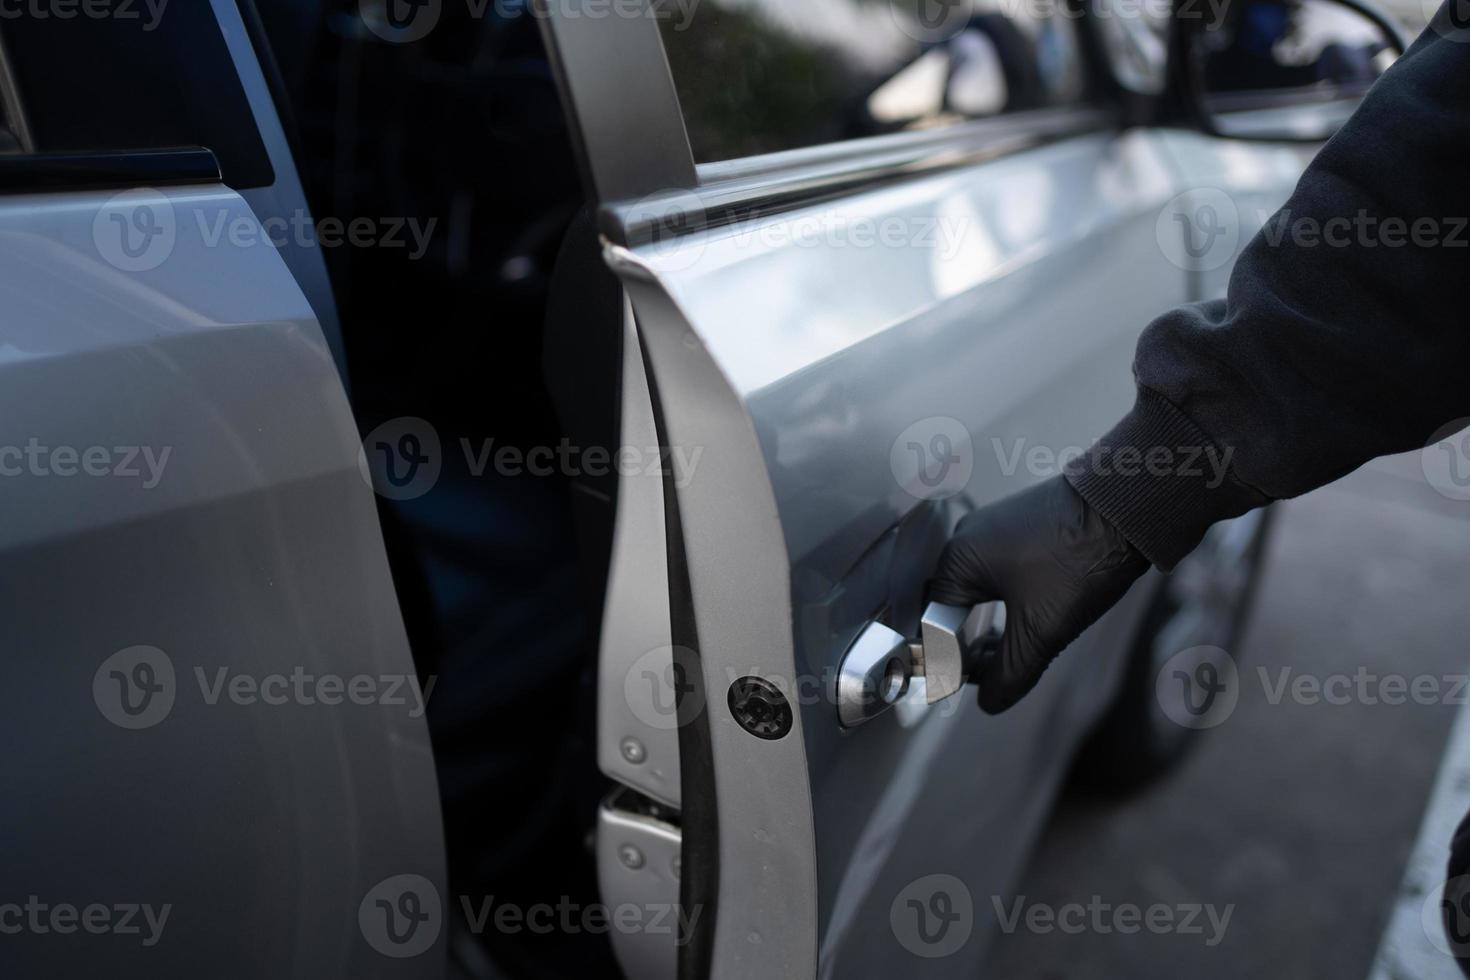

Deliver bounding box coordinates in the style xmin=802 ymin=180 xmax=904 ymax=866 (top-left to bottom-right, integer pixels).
xmin=543 ymin=8 xmax=1201 ymax=979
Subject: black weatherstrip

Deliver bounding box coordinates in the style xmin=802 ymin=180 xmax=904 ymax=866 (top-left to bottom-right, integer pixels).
xmin=637 ymin=336 xmax=719 ymax=980
xmin=0 ymin=148 xmax=221 ymax=194
xmin=0 ymin=5 xmax=274 ymax=189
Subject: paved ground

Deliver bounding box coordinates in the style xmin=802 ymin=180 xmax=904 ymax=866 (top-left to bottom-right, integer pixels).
xmin=979 ymin=452 xmax=1470 ymax=979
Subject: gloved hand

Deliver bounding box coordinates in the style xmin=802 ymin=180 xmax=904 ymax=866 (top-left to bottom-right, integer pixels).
xmin=929 ymin=476 xmax=1149 ymax=714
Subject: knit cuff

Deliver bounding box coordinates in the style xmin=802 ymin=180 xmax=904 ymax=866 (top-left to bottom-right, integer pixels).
xmin=1064 ymin=388 xmax=1270 ymax=571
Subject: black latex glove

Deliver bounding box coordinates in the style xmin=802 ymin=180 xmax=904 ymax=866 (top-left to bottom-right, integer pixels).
xmin=929 ymin=476 xmax=1149 ymax=714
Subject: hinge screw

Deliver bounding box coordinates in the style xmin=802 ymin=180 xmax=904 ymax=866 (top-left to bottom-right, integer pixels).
xmin=727 ymin=676 xmax=793 ymax=740
xmin=620 ymin=737 xmax=646 ymax=764
xmin=619 ymin=845 xmax=645 ymax=870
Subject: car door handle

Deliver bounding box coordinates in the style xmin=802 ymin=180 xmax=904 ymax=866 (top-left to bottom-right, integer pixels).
xmin=836 ymin=601 xmax=1005 ymax=728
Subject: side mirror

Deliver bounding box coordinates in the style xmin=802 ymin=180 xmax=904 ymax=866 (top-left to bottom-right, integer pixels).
xmin=1180 ymin=0 xmax=1408 ymax=141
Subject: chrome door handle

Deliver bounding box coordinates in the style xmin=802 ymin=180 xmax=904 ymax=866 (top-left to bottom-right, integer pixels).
xmin=835 ymin=622 xmax=913 ymax=729
xmin=836 ymin=601 xmax=1005 ymax=728
xmin=915 ymin=601 xmax=1006 ymax=703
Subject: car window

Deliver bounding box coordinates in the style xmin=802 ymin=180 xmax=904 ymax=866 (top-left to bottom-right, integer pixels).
xmin=0 ymin=5 xmax=274 ymax=187
xmin=0 ymin=97 xmax=15 ymax=153
xmin=1200 ymin=0 xmax=1393 ymax=99
xmin=656 ymin=0 xmax=1090 ymax=163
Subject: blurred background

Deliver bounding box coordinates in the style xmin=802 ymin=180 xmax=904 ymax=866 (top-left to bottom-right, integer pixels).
xmin=981 ymin=450 xmax=1470 ymax=979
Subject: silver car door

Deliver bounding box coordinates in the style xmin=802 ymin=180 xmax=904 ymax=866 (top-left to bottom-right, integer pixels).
xmin=542 ymin=4 xmax=1196 ymax=978
xmin=0 ymin=3 xmax=444 ymax=977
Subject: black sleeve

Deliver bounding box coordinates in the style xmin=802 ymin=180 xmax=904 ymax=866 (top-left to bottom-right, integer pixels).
xmin=1066 ymin=11 xmax=1470 ymax=570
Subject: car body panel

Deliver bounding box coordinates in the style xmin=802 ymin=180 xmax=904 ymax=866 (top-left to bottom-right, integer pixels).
xmin=0 ymin=20 xmax=445 ymax=965
xmin=0 ymin=182 xmax=445 ymax=977
xmin=605 ymin=129 xmax=1205 ymax=976
xmin=1154 ymin=129 xmax=1320 ymax=300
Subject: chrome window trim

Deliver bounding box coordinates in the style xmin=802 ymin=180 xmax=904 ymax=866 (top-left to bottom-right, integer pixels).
xmin=1206 ymin=83 xmax=1374 ymax=115
xmin=694 ymin=106 xmax=1109 ymax=184
xmin=605 ymin=105 xmax=1115 ymax=246
xmin=1206 ymin=96 xmax=1361 ymax=141
xmin=538 ymin=3 xmax=1117 ymax=244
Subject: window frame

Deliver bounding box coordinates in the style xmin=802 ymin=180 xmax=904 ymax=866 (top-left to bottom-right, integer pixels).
xmin=0 ymin=3 xmax=272 ymax=191
xmin=538 ymin=0 xmax=1132 ymax=245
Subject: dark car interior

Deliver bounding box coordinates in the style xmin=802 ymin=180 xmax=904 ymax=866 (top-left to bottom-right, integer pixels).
xmin=252 ymin=2 xmax=625 ymax=975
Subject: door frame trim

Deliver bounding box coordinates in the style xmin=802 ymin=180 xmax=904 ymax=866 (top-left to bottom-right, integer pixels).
xmin=608 ymin=106 xmax=1115 ymax=246
xmin=536 ymin=2 xmax=1117 ymax=243
xmin=609 ymin=243 xmax=819 ymax=980
xmin=534 ymin=0 xmax=697 ymax=204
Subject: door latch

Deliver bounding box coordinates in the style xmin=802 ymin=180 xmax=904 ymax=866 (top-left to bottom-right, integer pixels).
xmin=836 ymin=601 xmax=1005 ymax=728
xmin=596 ymin=787 xmax=681 ymax=980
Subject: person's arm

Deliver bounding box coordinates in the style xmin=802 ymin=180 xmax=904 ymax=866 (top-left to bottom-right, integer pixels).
xmin=933 ymin=11 xmax=1470 ymax=712
xmin=1074 ymin=13 xmax=1470 ymax=568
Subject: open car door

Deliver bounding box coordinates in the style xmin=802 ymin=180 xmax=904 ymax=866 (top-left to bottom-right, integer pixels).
xmin=541 ymin=4 xmax=1210 ymax=978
